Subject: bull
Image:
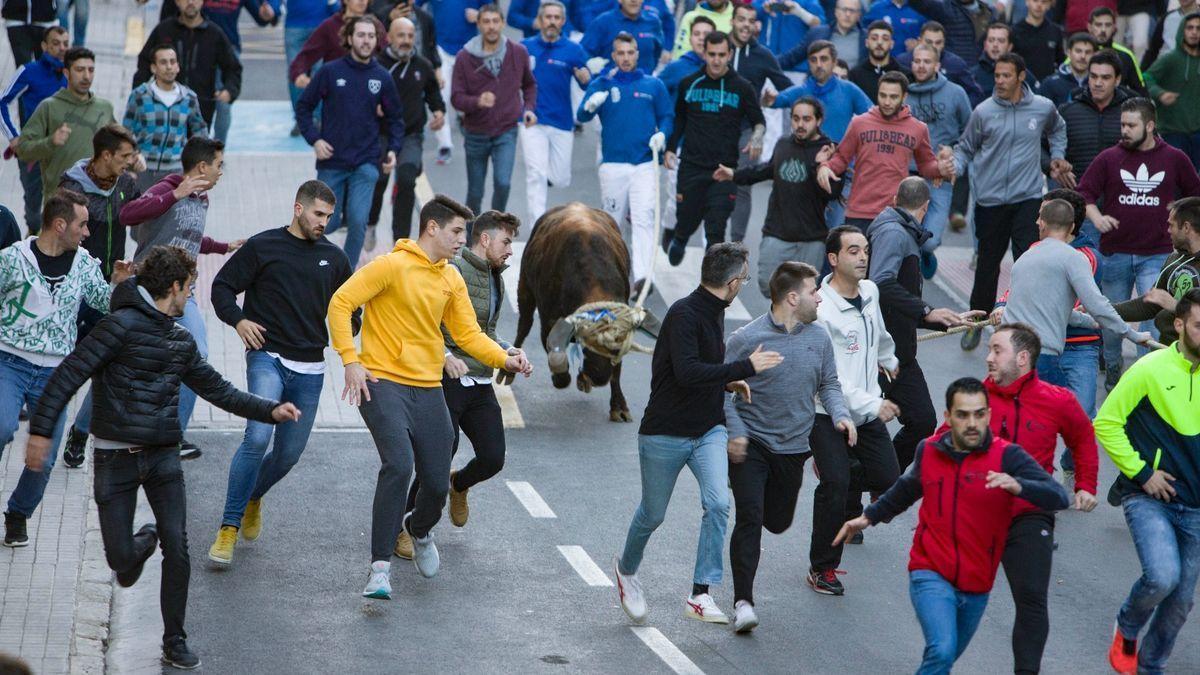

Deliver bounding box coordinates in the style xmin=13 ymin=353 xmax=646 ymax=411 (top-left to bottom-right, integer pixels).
xmin=511 ymin=203 xmax=659 ymax=422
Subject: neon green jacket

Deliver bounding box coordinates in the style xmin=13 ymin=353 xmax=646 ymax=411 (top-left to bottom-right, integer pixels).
xmin=672 ymin=2 xmax=734 ymax=58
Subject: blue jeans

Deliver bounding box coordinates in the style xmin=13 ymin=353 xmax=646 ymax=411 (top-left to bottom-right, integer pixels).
xmin=221 ymin=351 xmax=323 ymax=527
xmin=921 ymin=178 xmax=953 ymax=252
xmin=18 ymin=159 xmax=41 ymax=233
xmin=824 ymin=171 xmax=853 ymax=232
xmin=284 ymin=26 xmax=317 ymax=112
xmin=318 ymin=164 xmax=379 ymax=268
xmin=57 ymin=0 xmax=88 ymax=45
xmin=909 ymin=569 xmax=991 ymax=675
xmin=1101 ymin=252 xmax=1169 ymax=373
xmin=1117 ymin=495 xmax=1200 ymax=675
xmin=1163 ymin=131 xmax=1200 ymax=170
xmin=619 ymin=426 xmax=730 ymax=586
xmin=0 ymin=351 xmax=68 ymax=517
xmin=463 ymin=127 xmax=518 ymax=215
xmin=211 ymin=48 xmax=238 ymax=143
xmin=175 ymin=295 xmax=208 ymax=434
xmin=1054 ymin=342 xmax=1100 ymax=473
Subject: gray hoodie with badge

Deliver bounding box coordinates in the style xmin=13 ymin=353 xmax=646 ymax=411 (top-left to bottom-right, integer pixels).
xmin=952 ymin=82 xmax=1066 ymax=206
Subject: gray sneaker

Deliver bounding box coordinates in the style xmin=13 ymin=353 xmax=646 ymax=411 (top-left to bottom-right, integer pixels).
xmin=405 ymin=516 xmax=439 ymax=578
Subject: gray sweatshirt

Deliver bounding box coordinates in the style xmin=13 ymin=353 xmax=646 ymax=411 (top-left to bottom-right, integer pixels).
xmin=723 ymin=313 xmax=850 ymax=454
xmin=1003 ymin=237 xmax=1132 ymax=356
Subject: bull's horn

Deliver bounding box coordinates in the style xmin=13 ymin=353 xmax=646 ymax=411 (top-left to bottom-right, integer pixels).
xmin=547 ymin=318 xmax=575 ymax=376
xmin=637 ymin=309 xmax=662 ymax=339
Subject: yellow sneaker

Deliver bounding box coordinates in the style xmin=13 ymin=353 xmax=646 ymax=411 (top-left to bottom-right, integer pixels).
xmin=242 ymin=499 xmax=262 ymax=541
xmin=448 ymin=471 xmax=469 ymax=527
xmin=394 ymin=530 xmax=413 ymax=560
xmin=208 ymin=525 xmax=237 ymax=565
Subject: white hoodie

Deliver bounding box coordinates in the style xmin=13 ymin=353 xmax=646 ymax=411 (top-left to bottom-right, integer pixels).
xmin=814 ymin=275 xmax=898 ymax=426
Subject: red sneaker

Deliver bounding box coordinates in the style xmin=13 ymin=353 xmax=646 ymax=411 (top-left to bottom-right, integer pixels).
xmin=1108 ymin=625 xmax=1137 ymax=674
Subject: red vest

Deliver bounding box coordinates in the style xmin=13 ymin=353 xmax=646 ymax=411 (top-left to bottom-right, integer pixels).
xmin=909 ymin=432 xmax=1019 ymax=593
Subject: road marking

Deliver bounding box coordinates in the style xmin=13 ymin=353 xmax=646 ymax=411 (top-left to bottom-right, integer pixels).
xmin=630 ymin=627 xmax=705 ymax=675
xmin=415 ymin=173 xmax=435 ymax=206
xmin=124 ymin=16 xmax=144 ymax=56
xmin=495 ymin=383 xmax=525 ymax=429
xmin=506 ymin=481 xmax=556 ymax=518
xmin=556 ymin=546 xmax=612 ymax=587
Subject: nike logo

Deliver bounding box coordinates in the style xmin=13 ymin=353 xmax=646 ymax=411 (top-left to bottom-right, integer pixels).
xmin=1166 ymin=385 xmax=1176 ymax=390
xmin=319 ymin=260 xmax=329 ymax=266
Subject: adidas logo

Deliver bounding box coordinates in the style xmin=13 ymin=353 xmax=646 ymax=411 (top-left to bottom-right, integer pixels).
xmin=1118 ymin=164 xmax=1165 ymax=206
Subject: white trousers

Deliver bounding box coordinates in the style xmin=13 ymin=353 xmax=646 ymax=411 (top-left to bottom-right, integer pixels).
xmin=599 ymin=161 xmax=658 ymax=283
xmin=520 ymin=124 xmax=575 ymax=223
xmin=437 ymin=47 xmax=455 ymax=150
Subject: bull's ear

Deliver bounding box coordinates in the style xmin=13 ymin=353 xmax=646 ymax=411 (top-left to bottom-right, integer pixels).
xmin=638 ymin=310 xmax=661 ymax=339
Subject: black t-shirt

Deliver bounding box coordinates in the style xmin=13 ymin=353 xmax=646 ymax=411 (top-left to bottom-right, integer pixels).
xmin=32 ymin=243 xmax=76 ymax=292
xmin=847 ymin=294 xmax=864 ymax=312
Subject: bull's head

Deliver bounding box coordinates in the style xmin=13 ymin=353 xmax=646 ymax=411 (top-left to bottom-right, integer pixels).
xmin=546 ymin=304 xmax=661 ymax=391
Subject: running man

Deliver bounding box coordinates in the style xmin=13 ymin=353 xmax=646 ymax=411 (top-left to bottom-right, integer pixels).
xmin=326 ymin=194 xmax=531 ymax=600
xmin=206 ymin=180 xmax=356 ymax=566
xmin=613 ymin=243 xmax=783 ymax=626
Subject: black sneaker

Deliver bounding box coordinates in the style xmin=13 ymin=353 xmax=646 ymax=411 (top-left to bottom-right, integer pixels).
xmin=660 ymin=227 xmax=675 ymax=253
xmin=162 ymin=637 xmax=201 ymax=670
xmin=116 ymin=524 xmax=158 ymax=588
xmin=848 ymin=531 xmax=864 ymax=545
xmin=4 ymin=511 xmax=28 ymax=547
xmin=63 ymin=427 xmax=88 ymax=468
xmin=289 ymin=123 xmax=301 ymax=137
xmin=179 ymin=441 xmax=202 ymax=461
xmin=1105 ymin=366 xmax=1122 ymax=393
xmin=806 ymin=568 xmax=845 ymax=596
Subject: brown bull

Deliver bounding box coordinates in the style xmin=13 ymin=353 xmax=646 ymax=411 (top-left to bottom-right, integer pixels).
xmin=513 ymin=203 xmax=659 ymax=422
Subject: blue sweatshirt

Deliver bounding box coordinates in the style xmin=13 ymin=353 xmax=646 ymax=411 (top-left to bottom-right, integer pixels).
xmin=418 ymin=0 xmax=485 ymax=54
xmin=296 ymin=56 xmax=405 ymax=170
xmin=581 ymin=8 xmax=665 ymax=75
xmin=284 ymin=0 xmax=340 ymax=28
xmin=658 ymin=50 xmax=703 ymax=101
xmin=863 ymin=0 xmax=929 ymax=57
xmin=577 ymin=68 xmax=672 ymax=165
xmin=524 ymin=36 xmax=588 ymax=131
xmin=571 ymin=0 xmax=614 ymax=32
xmin=0 ymin=52 xmax=65 ymax=141
xmin=754 ymin=0 xmax=825 ymax=57
xmin=508 ymin=0 xmax=575 ymax=36
xmin=773 ymin=75 xmax=871 ymax=142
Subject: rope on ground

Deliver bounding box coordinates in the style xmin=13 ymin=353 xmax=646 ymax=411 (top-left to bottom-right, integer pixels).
xmin=563 ymin=301 xmax=653 ymax=363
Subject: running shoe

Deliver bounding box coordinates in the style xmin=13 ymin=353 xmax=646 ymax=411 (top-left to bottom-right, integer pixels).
xmin=684 ymin=593 xmax=730 ymax=624
xmin=179 ymin=440 xmax=202 ymax=461
xmin=3 ymin=511 xmax=28 ymax=547
xmin=117 ymin=524 xmax=158 ymax=587
xmin=612 ymin=556 xmax=647 ymax=624
xmin=949 ymin=213 xmax=967 ymax=232
xmin=63 ymin=426 xmax=87 ymax=468
xmin=405 ymin=516 xmax=439 ymax=578
xmin=448 ymin=471 xmax=469 ymax=527
xmin=733 ymin=600 xmax=758 ymax=634
xmin=1105 ymin=365 xmax=1122 ymax=393
xmin=162 ymin=637 xmax=201 ymax=670
xmin=362 ymin=561 xmax=392 ymax=599
xmin=668 ymin=238 xmax=687 ymax=266
xmin=660 ymin=228 xmax=675 ymax=253
xmin=437 ymin=147 xmax=452 ymax=165
xmin=208 ymin=525 xmax=238 ymax=565
xmin=806 ymin=568 xmax=845 ymax=596
xmin=1108 ymin=624 xmax=1137 ymax=674
xmin=394 ymin=530 xmax=414 ymax=560
xmin=289 ymin=123 xmax=301 ymax=138
xmin=241 ymin=499 xmax=262 ymax=541
xmin=920 ymin=250 xmax=939 ymax=280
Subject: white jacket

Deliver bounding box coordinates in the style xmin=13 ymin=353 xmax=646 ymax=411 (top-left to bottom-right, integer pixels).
xmin=814 ymin=276 xmax=898 ymax=426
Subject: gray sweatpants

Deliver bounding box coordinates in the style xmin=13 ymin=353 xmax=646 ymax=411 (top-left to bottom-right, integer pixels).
xmin=757 ymin=235 xmax=826 ymax=298
xmin=359 ymin=379 xmax=453 ymax=561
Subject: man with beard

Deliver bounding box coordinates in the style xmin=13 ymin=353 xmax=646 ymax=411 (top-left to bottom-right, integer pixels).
xmin=206 ymin=180 xmax=355 ymax=566
xmin=713 ymin=97 xmax=841 ymax=293
xmin=1077 ymin=97 xmax=1200 ymax=389
xmin=1060 ymin=50 xmax=1135 ymax=183
xmin=1145 ymin=12 xmax=1200 ymax=168
xmin=1084 ymin=7 xmax=1144 ymax=94
xmin=1098 ymin=289 xmax=1200 ymax=675
xmin=848 ymin=21 xmax=906 ymax=103
xmin=817 ymin=71 xmax=947 ymax=232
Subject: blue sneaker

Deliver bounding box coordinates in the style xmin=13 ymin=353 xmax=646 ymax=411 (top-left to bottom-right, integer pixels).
xmin=920 ymin=250 xmax=939 ymax=280
xmin=668 ymin=238 xmax=687 ymax=266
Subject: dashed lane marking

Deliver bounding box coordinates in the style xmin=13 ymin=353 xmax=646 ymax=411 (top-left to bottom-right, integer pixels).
xmin=495 ymin=383 xmax=525 ymax=429
xmin=506 ymin=480 xmax=557 ymax=518
xmin=556 ymin=546 xmax=612 ymax=587
xmin=630 ymin=627 xmax=706 ymax=675
xmin=124 ymin=16 xmax=144 ymax=56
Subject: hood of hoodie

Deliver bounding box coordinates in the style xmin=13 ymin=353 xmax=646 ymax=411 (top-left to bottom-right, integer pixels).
xmin=909 ymin=72 xmax=949 ymax=95
xmin=463 ymin=35 xmax=509 ymax=60
xmin=605 ymin=67 xmax=647 ymax=85
xmin=38 ymin=52 xmax=64 ymax=72
xmin=49 ymin=88 xmax=97 ymax=108
xmin=679 ymin=51 xmax=704 ymax=68
xmin=392 ymin=238 xmax=448 ymax=270
xmin=991 ymin=81 xmax=1036 ymax=108
xmin=867 ymin=205 xmax=931 ymax=246
xmin=865 ymin=104 xmax=915 ymax=124
xmin=62 ymin=159 xmax=113 ymax=197
xmin=1053 ymin=60 xmax=1085 ymax=83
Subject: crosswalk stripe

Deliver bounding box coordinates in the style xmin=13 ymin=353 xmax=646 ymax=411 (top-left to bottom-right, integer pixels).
xmin=630 ymin=627 xmax=705 ymax=675
xmin=495 ymin=383 xmax=525 ymax=429
xmin=124 ymin=16 xmax=144 ymax=56
xmin=556 ymin=546 xmax=613 ymax=587
xmin=506 ymin=480 xmax=557 ymax=518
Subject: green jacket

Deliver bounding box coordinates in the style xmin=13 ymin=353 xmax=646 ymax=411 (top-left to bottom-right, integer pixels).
xmin=673 ymin=3 xmax=734 ymax=57
xmin=1145 ymin=48 xmax=1200 ymax=135
xmin=16 ymin=89 xmax=116 ymax=205
xmin=1115 ymin=250 xmax=1199 ymax=344
xmin=442 ymin=249 xmax=511 ymax=378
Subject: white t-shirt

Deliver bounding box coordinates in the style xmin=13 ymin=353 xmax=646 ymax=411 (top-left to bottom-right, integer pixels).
xmin=151 ymin=81 xmax=183 ymax=107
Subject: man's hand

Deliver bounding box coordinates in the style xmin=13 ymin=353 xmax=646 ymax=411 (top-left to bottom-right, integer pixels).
xmin=833 ymin=515 xmax=870 ymax=546
xmin=583 ymin=90 xmax=608 ymax=113
xmin=760 ymin=89 xmax=777 ymax=107
xmin=227 ymin=238 xmax=247 ymax=252
xmin=726 ymin=380 xmax=751 ymax=402
xmin=259 ymin=1 xmax=275 ymax=21
xmin=712 ymin=164 xmax=734 ymax=181
xmin=924 ymin=307 xmax=967 ymax=327
xmin=444 ymin=354 xmax=469 ymax=379
xmin=586 ymin=56 xmax=607 ymax=74
xmin=663 ymin=151 xmax=677 ymax=170
xmin=236 ymin=319 xmax=268 ymax=349
xmin=271 ymin=402 xmax=302 ymax=422
xmin=728 ymin=436 xmax=749 ymax=464
xmin=648 ymin=131 xmax=666 ymax=153
xmin=523 ymin=110 xmax=538 ymax=127
xmin=574 ymin=66 xmax=591 ymax=84
xmin=52 ymin=122 xmax=71 ymax=147
xmin=429 ymin=110 xmax=446 ymax=131
xmin=1143 ymin=470 xmax=1177 ymax=501
xmin=172 ymin=173 xmax=213 ymax=200
xmin=477 ymin=91 xmax=496 ymax=108
xmin=7 ymin=136 xmax=19 ymax=152
xmin=990 ymin=306 xmax=1005 ymax=325
xmin=1073 ymin=490 xmax=1098 ymax=512
xmin=313 ymin=139 xmax=334 ymax=160
xmin=1049 ymin=158 xmax=1076 ymax=189
xmin=382 ymin=150 xmax=396 ymax=173
xmin=743 ymin=138 xmax=763 ymax=161
xmin=111 ymin=259 xmax=135 ymax=284
xmin=294 ymin=74 xmax=312 ymax=89
xmin=1129 ymin=330 xmax=1155 ymax=346
xmin=24 ymin=434 xmax=52 ymax=472
xmin=748 ymin=344 xmax=784 ymax=373
xmin=465 ymin=7 xmax=479 ymax=22
xmin=985 ymin=470 xmax=1022 ymax=495
xmin=390 ymin=1 xmax=411 ymax=19
xmin=877 ymin=399 xmax=900 ymax=423
xmin=815 ymin=143 xmax=835 ymax=165
xmin=816 ymin=165 xmax=840 ymax=193
xmin=836 ymin=418 xmax=858 ymax=446
xmin=132 ymin=152 xmax=147 ymax=172
xmin=216 ymin=90 xmax=232 ymax=104
xmin=1159 ymin=91 xmax=1180 ymax=106
xmin=504 ymin=351 xmax=533 ymax=376
xmin=1094 ymin=214 xmax=1120 ymax=233
xmin=341 ymin=362 xmax=378 ymax=406
xmin=1144 ymin=288 xmax=1177 ymax=312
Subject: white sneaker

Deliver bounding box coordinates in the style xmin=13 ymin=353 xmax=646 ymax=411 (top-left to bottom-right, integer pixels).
xmin=612 ymin=556 xmax=647 ymax=624
xmin=362 ymin=561 xmax=391 ymax=599
xmin=684 ymin=593 xmax=729 ymax=624
xmin=406 ymin=518 xmax=439 ymax=578
xmin=733 ymin=600 xmax=758 ymax=633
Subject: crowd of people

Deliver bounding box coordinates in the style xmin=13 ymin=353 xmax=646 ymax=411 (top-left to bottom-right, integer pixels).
xmin=1 ymin=0 xmax=1200 ymax=672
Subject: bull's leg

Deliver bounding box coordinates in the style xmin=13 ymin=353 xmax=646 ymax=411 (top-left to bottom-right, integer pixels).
xmin=514 ymin=275 xmax=537 ymax=349
xmin=609 ymin=362 xmax=632 ymax=423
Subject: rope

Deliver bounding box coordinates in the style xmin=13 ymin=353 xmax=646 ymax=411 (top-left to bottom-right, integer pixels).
xmin=563 ymin=301 xmax=653 ymax=363
xmin=917 ymin=321 xmax=1169 ymax=351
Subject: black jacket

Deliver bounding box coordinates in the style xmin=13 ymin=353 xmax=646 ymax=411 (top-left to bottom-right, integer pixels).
xmin=734 ymin=132 xmax=842 ymax=243
xmin=731 ymin=39 xmax=792 ymax=97
xmin=2 ymin=0 xmax=56 ymax=24
xmin=1010 ymin=19 xmax=1064 ymax=82
xmin=667 ymin=68 xmax=765 ymax=170
xmin=31 ymin=279 xmax=279 ymax=446
xmin=370 ymin=1 xmax=441 ymax=68
xmin=866 ymin=206 xmax=939 ymax=364
xmin=0 ymin=204 xmax=18 ymax=251
xmin=58 ymin=165 xmax=141 ymax=279
xmin=133 ymin=18 xmax=243 ymax=124
xmin=378 ymin=48 xmax=445 ymax=134
xmin=1059 ymin=85 xmax=1137 ymax=177
xmin=1037 ymin=62 xmax=1085 ymax=107
xmin=848 ymin=58 xmax=907 ymax=103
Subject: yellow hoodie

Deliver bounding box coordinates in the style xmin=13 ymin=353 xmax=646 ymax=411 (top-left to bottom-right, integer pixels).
xmin=327 ymin=239 xmax=509 ymax=387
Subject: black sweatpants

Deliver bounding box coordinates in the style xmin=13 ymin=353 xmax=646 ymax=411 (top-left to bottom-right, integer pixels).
xmin=809 ymin=415 xmax=899 ymax=570
xmin=1001 ymin=511 xmax=1056 ymax=675
xmin=673 ymin=163 xmax=737 ymax=249
xmin=368 ymin=133 xmax=425 ymax=240
xmin=970 ymin=198 xmax=1040 ymax=313
xmin=406 ymin=376 xmax=507 ymax=514
xmin=728 ymin=439 xmax=808 ymax=605
xmin=885 ymin=360 xmax=937 ymax=472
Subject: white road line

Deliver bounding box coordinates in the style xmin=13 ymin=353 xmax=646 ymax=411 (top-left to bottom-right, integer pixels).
xmin=556 ymin=546 xmax=612 ymax=587
xmin=506 ymin=481 xmax=557 ymax=518
xmin=630 ymin=627 xmax=705 ymax=675
xmin=494 ymin=384 xmax=525 ymax=429
xmin=652 ymin=247 xmax=751 ymax=321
